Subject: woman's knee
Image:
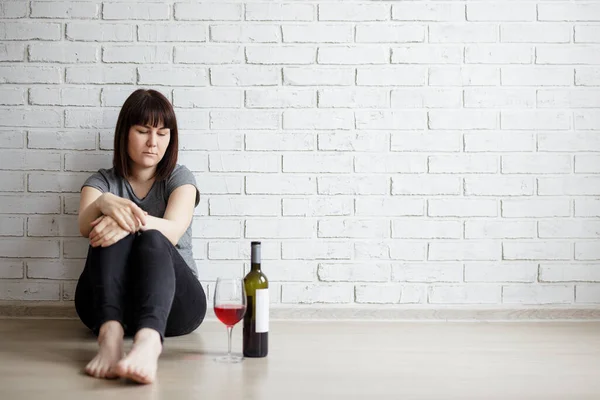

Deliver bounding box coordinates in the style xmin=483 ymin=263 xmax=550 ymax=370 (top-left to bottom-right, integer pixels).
xmin=135 ymin=229 xmax=170 ymax=250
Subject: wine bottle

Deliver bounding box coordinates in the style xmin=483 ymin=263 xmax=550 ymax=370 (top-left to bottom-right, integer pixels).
xmin=243 ymin=241 xmax=269 ymax=358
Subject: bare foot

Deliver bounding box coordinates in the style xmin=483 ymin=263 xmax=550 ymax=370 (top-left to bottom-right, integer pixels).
xmin=85 ymin=320 xmax=124 ymax=379
xmin=114 ymin=328 xmax=162 ymax=384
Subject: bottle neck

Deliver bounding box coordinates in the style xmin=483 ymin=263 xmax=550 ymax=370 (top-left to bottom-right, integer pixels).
xmin=251 ymin=244 xmax=261 ymax=271
xmin=251 ymin=262 xmax=261 ymax=271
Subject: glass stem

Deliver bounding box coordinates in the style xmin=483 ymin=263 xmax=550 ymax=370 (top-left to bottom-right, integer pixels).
xmin=227 ymin=326 xmax=233 ymax=358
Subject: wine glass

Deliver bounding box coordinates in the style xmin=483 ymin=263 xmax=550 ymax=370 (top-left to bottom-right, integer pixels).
xmin=213 ymin=277 xmax=247 ymax=363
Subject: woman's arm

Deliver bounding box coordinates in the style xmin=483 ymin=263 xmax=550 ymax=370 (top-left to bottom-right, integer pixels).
xmin=78 ymin=187 xmax=104 ymax=238
xmin=140 ymin=184 xmax=197 ymax=246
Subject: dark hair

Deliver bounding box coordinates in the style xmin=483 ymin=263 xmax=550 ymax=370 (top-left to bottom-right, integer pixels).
xmin=113 ymin=89 xmax=178 ymax=181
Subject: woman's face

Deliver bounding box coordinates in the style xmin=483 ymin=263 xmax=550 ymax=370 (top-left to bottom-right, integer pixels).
xmin=127 ymin=123 xmax=171 ymax=170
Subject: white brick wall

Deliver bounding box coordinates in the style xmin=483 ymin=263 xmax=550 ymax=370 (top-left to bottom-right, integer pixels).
xmin=1 ymin=0 xmax=599 ymax=307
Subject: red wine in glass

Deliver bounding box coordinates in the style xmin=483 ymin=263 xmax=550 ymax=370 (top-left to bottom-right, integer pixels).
xmin=213 ymin=277 xmax=247 ymax=363
xmin=215 ymin=304 xmax=246 ymax=326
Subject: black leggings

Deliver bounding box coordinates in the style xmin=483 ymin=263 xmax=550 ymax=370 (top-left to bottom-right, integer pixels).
xmin=74 ymin=229 xmax=207 ymax=342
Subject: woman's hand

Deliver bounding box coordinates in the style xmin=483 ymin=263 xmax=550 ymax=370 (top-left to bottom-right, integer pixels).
xmin=89 ymin=215 xmax=132 ymax=248
xmin=96 ymin=193 xmax=147 ymax=233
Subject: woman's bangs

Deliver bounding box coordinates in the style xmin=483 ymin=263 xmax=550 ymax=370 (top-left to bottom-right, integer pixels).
xmin=130 ymin=96 xmax=175 ymax=130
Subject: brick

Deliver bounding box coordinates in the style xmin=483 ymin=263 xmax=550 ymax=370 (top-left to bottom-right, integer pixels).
xmin=0 ymin=150 xmax=60 ymax=170
xmin=392 ymin=175 xmax=461 ymax=195
xmin=28 ymin=172 xmax=88 ymax=193
xmin=465 ymin=176 xmax=534 ymax=196
xmin=503 ymin=241 xmax=571 ymax=260
xmin=355 ymin=284 xmax=402 ymax=304
xmin=0 ymin=172 xmax=24 ymax=192
xmin=211 ymin=66 xmax=279 ymax=86
xmin=356 ymin=25 xmax=424 ymax=43
xmin=538 ymin=89 xmax=600 ymax=108
xmin=174 ymin=3 xmax=241 ymax=21
xmin=575 ymin=111 xmax=600 ymax=130
xmin=464 ymin=262 xmax=537 ymax=283
xmin=103 ymin=45 xmax=171 ymax=63
xmin=466 ymin=45 xmax=533 ymax=64
xmin=246 ymin=219 xmax=314 ymax=239
xmin=502 ymin=199 xmax=570 ymax=218
xmin=210 ymin=110 xmax=279 ymax=130
xmin=429 ymin=284 xmax=502 ymax=304
xmin=392 ymin=88 xmax=461 ymax=108
xmin=284 ymin=67 xmax=353 ymax=86
xmin=29 ymin=87 xmax=101 ymax=106
xmin=101 ymin=87 xmax=170 ymax=108
xmin=466 ymin=220 xmax=536 ymax=239
xmin=176 ymin=152 xmax=209 ymax=171
xmin=575 ymin=199 xmax=600 ymax=217
xmin=501 ymin=111 xmax=571 ymax=130
xmin=356 ymin=198 xmax=424 ymax=217
xmin=138 ymin=23 xmax=206 ymax=42
xmin=502 ymin=154 xmax=571 ymax=174
xmin=246 ymin=175 xmax=315 ymax=195
xmin=246 ymin=89 xmax=315 ymax=108
xmin=0 ymin=216 xmax=24 ymax=236
xmin=392 ymin=263 xmax=462 ymax=283
xmin=283 ymin=154 xmax=352 ymax=173
xmin=27 ymin=216 xmax=79 ymax=237
xmin=320 ymin=4 xmax=389 ymax=21
xmin=0 ymin=66 xmax=61 ymax=84
xmin=392 ymin=45 xmax=462 ymax=64
xmin=430 ymin=241 xmax=501 ymax=261
xmin=538 ymin=132 xmax=600 ymax=152
xmin=538 ymin=177 xmax=600 ymax=196
xmin=576 ymin=242 xmax=600 ymax=260
xmin=0 ymin=195 xmax=59 ymax=214
xmin=392 ymin=220 xmax=461 ymax=239
xmin=0 ymin=88 xmax=25 ymax=105
xmin=319 ymin=46 xmax=388 ymax=64
xmin=0 ymin=131 xmax=24 ymax=148
xmin=538 ymin=4 xmax=600 ymax=21
xmin=357 ymin=66 xmax=426 ymax=86
xmin=429 ymin=24 xmax=497 ymax=43
xmin=284 ymin=109 xmax=353 ymax=130
xmin=191 ymin=218 xmax=241 ymax=238
xmin=175 ymin=45 xmax=242 ymax=64
xmin=283 ymin=25 xmax=352 ymax=43
xmin=537 ymin=45 xmax=600 ymax=65
xmin=246 ymin=132 xmax=312 ymax=151
xmin=502 ymin=285 xmax=574 ymax=304
xmin=429 ymin=154 xmax=498 ymax=173
xmin=66 ymin=66 xmax=135 ymax=84
xmin=429 ymin=110 xmax=499 ymax=130
xmin=103 ymin=3 xmax=169 ymax=20
xmin=138 ymin=66 xmax=208 ymax=86
xmin=319 ymin=132 xmax=388 ymax=152
xmin=0 ymin=2 xmax=27 ymax=18
xmin=27 ymin=260 xmax=83 ymax=280
xmin=209 ymin=153 xmax=279 ymax=172
xmin=464 ymin=132 xmax=534 ymax=152
xmin=174 ymin=110 xmax=209 ymax=130
xmin=209 ymin=197 xmax=279 ymax=216
xmin=283 ymin=197 xmax=353 ymax=217
xmin=246 ymin=4 xmax=314 ymax=21
xmin=501 ymin=66 xmax=573 ymax=86
xmin=354 ymin=241 xmax=427 ymax=261
xmin=31 ymin=1 xmax=99 ymax=19
xmin=174 ymin=88 xmax=241 ymax=108
xmin=0 ymin=282 xmax=60 ymax=300
xmin=282 ymin=241 xmax=352 ymax=260
xmin=428 ymin=199 xmax=497 ymax=217
xmin=282 ymin=283 xmax=353 ymax=303
xmin=0 ymin=261 xmax=23 ymax=279
xmin=501 ymin=24 xmax=571 ymax=43
xmin=393 ymin=3 xmax=464 ymax=21
xmin=356 ymin=111 xmax=427 ymax=130
xmin=355 ymin=154 xmax=427 ymax=173
xmin=0 ymin=22 xmax=61 ymax=40
xmin=207 ymin=241 xmax=279 ymax=260
xmin=319 ymin=263 xmax=390 ymax=282
xmin=429 ymin=66 xmax=499 ymax=86
xmin=467 ymin=3 xmax=535 ymax=21
xmin=0 ymin=43 xmax=25 ymax=61
xmin=65 ymin=109 xmax=119 ymax=129
xmin=180 ymin=132 xmax=243 ymax=151
xmin=67 ymin=22 xmax=134 ymax=41
xmin=211 ymin=24 xmax=279 ymax=43
xmin=391 ymin=132 xmax=461 ymax=152
xmin=318 ymin=220 xmax=389 ymax=239
xmin=0 ymin=239 xmax=59 ymax=258
xmin=539 ymin=220 xmax=600 ymax=239
xmin=576 ymin=284 xmax=600 ymax=303
xmin=320 ymin=88 xmax=388 ymax=108
xmin=319 ymin=176 xmax=388 ymax=195
xmin=575 ymin=25 xmax=600 ymax=43
xmin=464 ymin=88 xmax=535 ymax=108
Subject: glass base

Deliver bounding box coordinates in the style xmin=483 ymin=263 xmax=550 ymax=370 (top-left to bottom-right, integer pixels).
xmin=214 ymin=354 xmax=244 ymax=363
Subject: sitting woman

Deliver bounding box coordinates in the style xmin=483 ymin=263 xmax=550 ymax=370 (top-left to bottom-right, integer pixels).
xmin=75 ymin=89 xmax=206 ymax=384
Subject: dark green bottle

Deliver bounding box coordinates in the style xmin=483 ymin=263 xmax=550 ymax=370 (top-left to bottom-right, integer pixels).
xmin=243 ymin=241 xmax=269 ymax=358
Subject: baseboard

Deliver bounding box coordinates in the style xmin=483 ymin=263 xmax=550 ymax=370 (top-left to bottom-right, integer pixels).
xmin=1 ymin=302 xmax=600 ymax=321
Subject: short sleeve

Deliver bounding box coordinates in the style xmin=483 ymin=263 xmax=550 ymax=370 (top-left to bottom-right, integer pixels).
xmin=82 ymin=170 xmax=110 ymax=193
xmin=166 ymin=165 xmax=200 ymax=207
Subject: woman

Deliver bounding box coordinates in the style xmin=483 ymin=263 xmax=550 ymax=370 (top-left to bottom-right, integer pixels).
xmin=75 ymin=89 xmax=206 ymax=384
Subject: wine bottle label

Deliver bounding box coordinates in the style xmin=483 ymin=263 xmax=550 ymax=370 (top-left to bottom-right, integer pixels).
xmin=255 ymin=288 xmax=269 ymax=333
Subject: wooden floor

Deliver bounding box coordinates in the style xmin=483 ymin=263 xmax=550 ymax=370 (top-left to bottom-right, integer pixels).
xmin=1 ymin=318 xmax=599 ymax=400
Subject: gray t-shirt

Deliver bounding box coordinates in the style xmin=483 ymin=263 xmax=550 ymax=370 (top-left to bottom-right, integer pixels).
xmin=82 ymin=164 xmax=200 ymax=277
